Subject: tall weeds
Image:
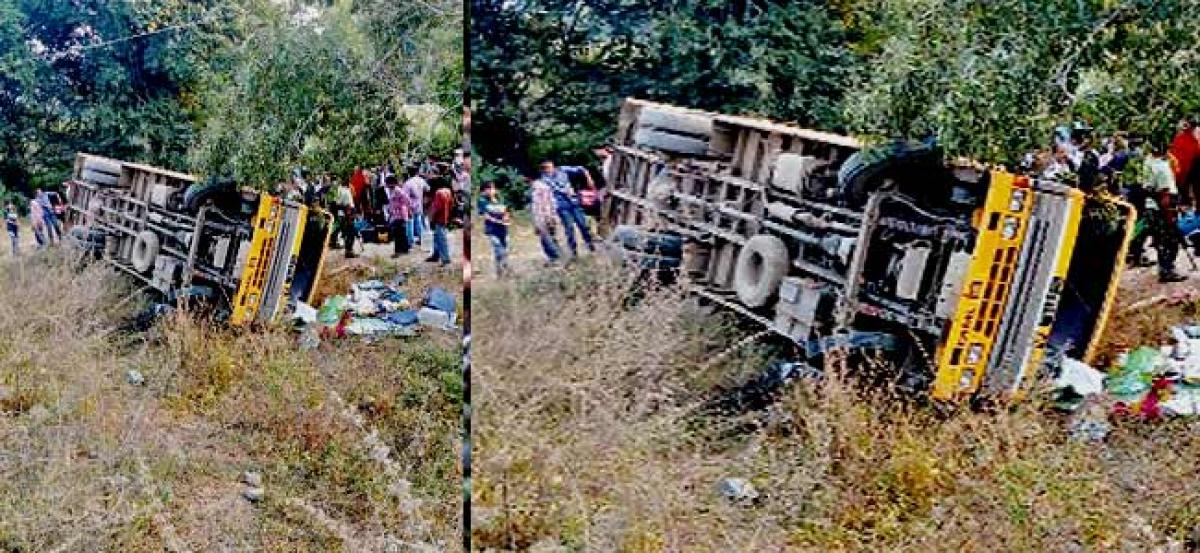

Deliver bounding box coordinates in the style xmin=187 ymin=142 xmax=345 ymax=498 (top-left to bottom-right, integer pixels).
xmin=474 ymin=261 xmax=1200 ymax=551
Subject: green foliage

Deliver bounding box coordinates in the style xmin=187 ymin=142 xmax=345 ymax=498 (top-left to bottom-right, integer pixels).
xmin=844 ymin=0 xmax=1200 ymax=163
xmin=0 ymin=0 xmax=461 ymax=195
xmin=471 ymin=0 xmax=858 ymax=174
xmin=0 ymin=1 xmax=226 ymax=194
xmin=191 ymin=0 xmax=463 ymax=187
xmin=476 ymin=161 xmax=529 ymax=209
xmin=474 ymin=0 xmax=1200 ymax=170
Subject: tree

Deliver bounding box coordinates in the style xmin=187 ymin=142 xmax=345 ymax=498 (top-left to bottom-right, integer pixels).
xmin=842 ymin=0 xmax=1200 ymax=163
xmin=0 ymin=0 xmax=228 ymax=193
xmin=471 ymin=0 xmax=858 ymax=173
xmin=189 ymin=0 xmax=462 ymax=186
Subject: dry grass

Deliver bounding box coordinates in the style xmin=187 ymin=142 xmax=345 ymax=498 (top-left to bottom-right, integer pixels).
xmin=0 ymin=249 xmax=461 ymax=551
xmin=473 ymin=259 xmax=1200 ymax=552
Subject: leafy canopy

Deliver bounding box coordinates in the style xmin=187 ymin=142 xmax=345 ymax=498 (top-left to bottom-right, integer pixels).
xmin=473 ymin=0 xmax=1200 ymax=174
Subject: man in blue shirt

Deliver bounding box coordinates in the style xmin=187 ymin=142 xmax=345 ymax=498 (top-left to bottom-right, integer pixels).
xmin=537 ymin=160 xmax=595 ymax=257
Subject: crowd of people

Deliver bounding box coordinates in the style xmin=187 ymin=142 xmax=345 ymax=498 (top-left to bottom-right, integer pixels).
xmin=478 ymin=146 xmax=612 ymax=277
xmin=3 ymin=188 xmax=67 ymax=256
xmin=1021 ymin=117 xmax=1200 ymax=283
xmin=275 ymin=150 xmax=470 ymax=267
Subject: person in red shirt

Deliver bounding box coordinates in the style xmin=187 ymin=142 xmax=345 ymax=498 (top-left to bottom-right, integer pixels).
xmin=349 ymin=165 xmax=368 ymax=215
xmin=1169 ymin=118 xmax=1200 ymax=203
xmin=427 ymin=184 xmax=454 ymax=265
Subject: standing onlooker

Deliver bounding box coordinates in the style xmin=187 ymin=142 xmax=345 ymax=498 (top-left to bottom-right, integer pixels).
xmin=403 ymin=166 xmax=430 ymax=247
xmin=5 ymin=202 xmax=18 ymax=256
xmin=385 ymin=175 xmax=411 ymax=258
xmin=34 ymin=189 xmax=59 ymax=245
xmin=1170 ymin=118 xmax=1200 ymax=204
xmin=1146 ymin=143 xmax=1187 ymax=283
xmin=349 ymin=165 xmax=368 ymax=215
xmin=333 ymin=179 xmax=357 ymax=258
xmin=28 ymin=198 xmax=46 ymax=249
xmin=529 ymin=175 xmax=561 ymax=263
xmin=592 ymin=145 xmax=614 ymax=187
xmin=427 ymin=183 xmax=454 ymax=266
xmin=537 ymin=160 xmax=595 ymax=257
xmin=480 ymin=181 xmax=511 ymax=277
xmin=1070 ymin=125 xmax=1101 ymax=192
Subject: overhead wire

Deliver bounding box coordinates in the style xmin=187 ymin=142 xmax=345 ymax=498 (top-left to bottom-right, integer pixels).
xmin=0 ymin=4 xmax=240 ymax=75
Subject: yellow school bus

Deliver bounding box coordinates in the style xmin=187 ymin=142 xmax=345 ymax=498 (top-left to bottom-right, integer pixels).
xmin=605 ymin=99 xmax=1135 ymax=401
xmin=65 ymin=153 xmax=333 ymax=325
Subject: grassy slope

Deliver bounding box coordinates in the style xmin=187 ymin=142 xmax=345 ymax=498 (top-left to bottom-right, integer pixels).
xmin=473 ymin=222 xmax=1200 ymax=552
xmin=0 ymin=250 xmax=462 ymax=552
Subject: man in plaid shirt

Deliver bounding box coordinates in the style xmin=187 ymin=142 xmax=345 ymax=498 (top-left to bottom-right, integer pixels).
xmin=530 ymin=175 xmax=561 ymax=263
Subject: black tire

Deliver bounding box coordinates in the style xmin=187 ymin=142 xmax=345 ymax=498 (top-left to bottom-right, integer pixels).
xmin=184 ymin=177 xmax=238 ymax=213
xmin=837 ymin=139 xmax=943 ymax=207
xmin=66 ymin=226 xmax=105 ymax=258
xmin=639 ymin=107 xmax=712 ymax=137
xmin=82 ymin=158 xmax=121 ymax=177
xmin=81 ymin=169 xmax=119 ymax=187
xmin=634 ymin=128 xmax=709 ymax=156
xmin=734 ymin=234 xmax=789 ymax=307
xmin=611 ymin=225 xmax=684 ymax=258
xmin=130 ymin=231 xmax=160 ymax=273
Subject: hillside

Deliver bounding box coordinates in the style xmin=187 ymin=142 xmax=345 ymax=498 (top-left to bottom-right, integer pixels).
xmin=0 ymin=248 xmax=462 ymax=552
xmin=471 ymin=221 xmax=1200 ymax=551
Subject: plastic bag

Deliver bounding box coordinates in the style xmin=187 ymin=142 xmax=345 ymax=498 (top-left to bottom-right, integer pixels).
xmin=1106 ymin=346 xmax=1160 ymax=396
xmin=318 ymin=295 xmax=349 ymax=325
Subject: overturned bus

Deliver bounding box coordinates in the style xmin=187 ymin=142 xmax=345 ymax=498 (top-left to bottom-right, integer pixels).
xmin=604 ymin=99 xmax=1135 ymax=402
xmin=65 ymin=153 xmax=332 ymax=326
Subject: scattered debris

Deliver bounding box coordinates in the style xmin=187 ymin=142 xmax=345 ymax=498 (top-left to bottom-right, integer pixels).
xmin=293 ymin=301 xmax=318 ymax=325
xmin=1054 ymin=357 xmax=1104 ymax=397
xmin=1068 ymin=396 xmax=1112 ymax=442
xmin=125 ymin=369 xmax=145 ymax=386
xmin=417 ymin=307 xmax=454 ymax=329
xmin=718 ymin=477 xmax=759 ymax=503
xmin=298 ymin=274 xmax=453 ymax=343
xmin=241 ymin=470 xmax=263 ymax=488
xmin=1052 ymin=323 xmax=1200 ymax=434
xmin=425 ymin=286 xmax=456 ymax=315
xmin=298 ymin=328 xmax=320 ymax=350
xmin=242 ymin=486 xmax=265 ymax=503
xmin=297 ymin=276 xmax=457 ymax=343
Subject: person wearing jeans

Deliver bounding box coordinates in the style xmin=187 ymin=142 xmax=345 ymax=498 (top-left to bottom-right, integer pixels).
xmin=28 ymin=200 xmax=46 ymax=249
xmin=34 ymin=189 xmax=58 ymax=245
xmin=427 ymin=184 xmax=453 ymax=266
xmin=403 ymin=167 xmax=430 ymax=246
xmin=529 ymin=175 xmax=561 ymax=262
xmin=1145 ymin=145 xmax=1187 ymax=283
xmin=479 ymin=181 xmax=511 ymax=277
xmin=538 ymin=160 xmax=595 ymax=257
xmin=385 ymin=176 xmax=411 ymax=258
